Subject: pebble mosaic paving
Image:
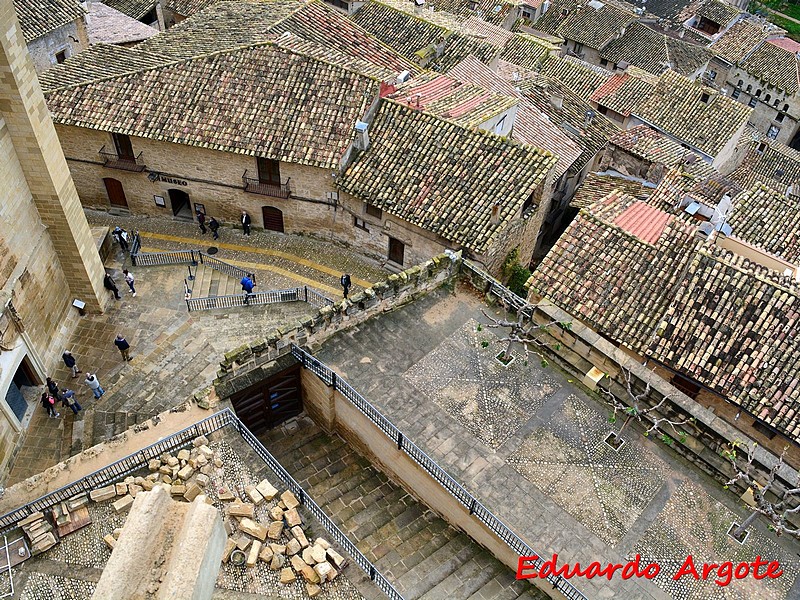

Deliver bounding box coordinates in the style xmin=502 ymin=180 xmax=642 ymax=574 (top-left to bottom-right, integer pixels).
xmin=18 ymin=572 xmax=96 ymax=600
xmin=507 ymin=394 xmax=669 ymax=545
xmin=632 ymin=479 xmax=800 ymax=600
xmin=404 ymin=319 xmax=558 ymax=449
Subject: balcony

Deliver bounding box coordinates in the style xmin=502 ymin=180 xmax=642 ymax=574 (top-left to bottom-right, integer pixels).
xmin=242 ymin=171 xmax=291 ymax=198
xmin=99 ymin=146 xmax=146 ymax=172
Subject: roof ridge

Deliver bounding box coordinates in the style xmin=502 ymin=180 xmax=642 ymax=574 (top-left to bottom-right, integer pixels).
xmin=382 ymin=98 xmax=555 ymax=160
xmin=698 ymin=247 xmax=800 ymax=295
xmin=46 ymin=37 xmax=382 ymax=95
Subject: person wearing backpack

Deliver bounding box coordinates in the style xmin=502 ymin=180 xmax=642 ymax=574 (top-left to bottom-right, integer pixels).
xmin=240 ymin=275 xmax=255 ymax=304
xmin=340 ymin=273 xmax=351 ymax=299
xmin=60 ymin=389 xmax=82 ymax=415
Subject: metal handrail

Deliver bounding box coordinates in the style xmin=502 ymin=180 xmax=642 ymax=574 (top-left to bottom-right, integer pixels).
xmin=199 ymin=252 xmax=255 ymax=285
xmin=290 ymin=343 xmax=589 ymax=600
xmin=98 ymin=145 xmax=145 ymax=172
xmin=0 ymin=409 xmax=403 ymax=599
xmin=242 ymin=170 xmax=291 ymax=198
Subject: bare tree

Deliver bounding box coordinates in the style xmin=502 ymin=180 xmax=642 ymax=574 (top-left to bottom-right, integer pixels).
xmin=480 ymin=305 xmax=570 ymax=367
xmin=597 ymin=368 xmax=693 ymax=449
xmin=723 ymin=442 xmax=800 ymax=541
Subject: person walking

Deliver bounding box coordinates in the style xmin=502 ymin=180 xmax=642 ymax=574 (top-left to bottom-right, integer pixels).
xmin=197 ymin=210 xmax=207 ymax=234
xmin=46 ymin=376 xmax=60 ymax=398
xmin=340 ymin=273 xmax=352 ymax=299
xmin=241 ymin=211 xmax=251 ymax=236
xmin=85 ymin=373 xmax=105 ymax=398
xmin=41 ymin=392 xmax=60 ymax=418
xmin=123 ymin=269 xmax=136 ymax=297
xmin=208 ymin=217 xmax=220 ymax=240
xmin=60 ymin=389 xmax=82 ymax=415
xmin=62 ymin=350 xmax=81 ymax=378
xmin=112 ymin=226 xmax=129 ymax=251
xmin=114 ymin=334 xmax=132 ymax=361
xmin=104 ymin=272 xmax=121 ymax=300
xmin=240 ymin=275 xmax=255 ymax=305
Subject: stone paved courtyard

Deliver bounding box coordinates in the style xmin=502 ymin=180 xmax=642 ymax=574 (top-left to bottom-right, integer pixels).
xmin=316 ymin=284 xmax=800 ymax=600
xmin=6 ymin=211 xmax=388 ymax=485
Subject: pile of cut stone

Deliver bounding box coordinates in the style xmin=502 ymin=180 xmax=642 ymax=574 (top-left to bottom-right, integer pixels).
xmin=88 ymin=435 xmax=222 ymax=516
xmin=18 ymin=511 xmax=57 ymax=555
xmin=221 ymin=483 xmax=348 ymax=598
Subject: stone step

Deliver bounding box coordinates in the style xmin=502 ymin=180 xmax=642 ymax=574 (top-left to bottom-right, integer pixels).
xmin=420 ymin=551 xmax=501 ymax=600
xmin=398 ymin=536 xmax=479 ymax=599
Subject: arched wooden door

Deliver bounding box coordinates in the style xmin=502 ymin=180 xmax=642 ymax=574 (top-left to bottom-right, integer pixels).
xmin=103 ymin=178 xmax=128 ymax=208
xmin=230 ymin=364 xmax=302 ymax=434
xmin=262 ymin=206 xmax=284 ymax=232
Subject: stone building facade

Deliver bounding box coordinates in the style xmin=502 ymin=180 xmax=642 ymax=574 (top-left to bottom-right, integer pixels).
xmin=0 ymin=0 xmax=109 ymax=479
xmin=25 ymin=18 xmax=88 ymax=73
xmin=12 ymin=0 xmax=88 ymax=73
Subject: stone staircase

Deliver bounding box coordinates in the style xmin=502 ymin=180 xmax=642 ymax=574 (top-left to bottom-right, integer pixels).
xmin=189 ymin=264 xmax=241 ymax=298
xmin=262 ymin=417 xmax=548 ymax=600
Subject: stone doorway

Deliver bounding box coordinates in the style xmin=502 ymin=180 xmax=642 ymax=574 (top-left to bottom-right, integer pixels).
xmin=103 ymin=178 xmax=128 ymax=208
xmin=261 ymin=206 xmax=284 ymax=232
xmin=168 ymin=189 xmax=192 ymax=220
xmin=229 ymin=363 xmax=302 ymax=434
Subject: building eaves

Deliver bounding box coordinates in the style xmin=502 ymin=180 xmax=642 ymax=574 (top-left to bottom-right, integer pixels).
xmin=13 ymin=0 xmax=86 ymax=42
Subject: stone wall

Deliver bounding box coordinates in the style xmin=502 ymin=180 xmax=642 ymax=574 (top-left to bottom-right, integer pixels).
xmin=26 ymin=19 xmax=87 ymax=73
xmin=0 ymin=0 xmax=108 ymax=480
xmin=214 ymin=252 xmax=461 ymax=397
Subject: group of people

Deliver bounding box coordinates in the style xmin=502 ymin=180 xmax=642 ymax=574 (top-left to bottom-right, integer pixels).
xmin=103 ymin=269 xmax=136 ymax=300
xmin=196 ymin=211 xmax=222 ymax=240
xmin=41 ymin=342 xmax=128 ymax=419
xmin=40 ymin=351 xmax=106 ymax=419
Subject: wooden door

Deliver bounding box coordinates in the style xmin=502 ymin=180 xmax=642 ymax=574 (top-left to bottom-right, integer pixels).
xmin=112 ymin=133 xmax=135 ymax=160
xmin=262 ymin=206 xmax=284 ymax=232
xmin=230 ymin=364 xmax=302 ymax=434
xmin=388 ymin=236 xmax=405 ymax=265
xmin=103 ymin=178 xmax=128 ymax=207
xmin=257 ymin=157 xmax=281 ymax=185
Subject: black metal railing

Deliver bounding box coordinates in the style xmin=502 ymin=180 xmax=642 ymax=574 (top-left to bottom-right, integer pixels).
xmin=242 ymin=171 xmax=291 ymax=198
xmin=129 ymin=231 xmax=141 ymax=257
xmin=461 ymin=260 xmax=530 ymax=315
xmin=0 ymin=409 xmax=403 ymax=600
xmin=99 ymin=145 xmax=146 ymax=172
xmin=199 ymin=252 xmax=255 ymax=285
xmin=131 ymin=248 xmax=199 ymax=267
xmin=290 ymin=344 xmax=589 ymax=600
xmin=186 ymin=286 xmax=334 ymax=312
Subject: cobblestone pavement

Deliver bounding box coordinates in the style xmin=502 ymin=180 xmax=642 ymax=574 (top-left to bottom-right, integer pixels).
xmin=5 ymin=429 xmax=376 ymax=600
xmin=6 ymin=212 xmax=389 ymax=485
xmin=262 ymin=416 xmax=549 ymax=600
xmin=315 ymin=284 xmax=800 ymax=600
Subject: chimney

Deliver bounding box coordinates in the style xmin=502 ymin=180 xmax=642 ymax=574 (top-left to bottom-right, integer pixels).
xmin=354 ymin=121 xmax=370 ymax=151
xmin=490 ymin=201 xmax=501 ymax=224
xmin=550 ymin=93 xmax=564 ymax=110
xmin=396 ymin=70 xmax=411 ymax=85
xmin=584 ymin=109 xmax=595 ymax=125
xmin=414 ymin=0 xmax=424 ymax=14
xmin=415 ymin=94 xmax=422 ymax=108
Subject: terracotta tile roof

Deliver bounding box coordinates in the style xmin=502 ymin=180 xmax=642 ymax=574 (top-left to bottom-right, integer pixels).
xmin=529 ymin=190 xmax=701 ymax=351
xmin=386 ymin=72 xmax=518 ymax=128
xmin=613 ymin=200 xmax=672 ymax=243
xmin=569 ymin=172 xmax=653 ymax=209
xmin=633 ymin=70 xmax=751 ymax=157
xmin=39 ymin=44 xmax=173 ymax=91
xmin=695 ymin=0 xmax=740 ymax=28
xmin=547 ymin=0 xmax=637 ymax=50
xmin=520 ymin=75 xmax=619 ymax=171
xmin=337 ymin=100 xmax=557 ymax=254
xmin=430 ymin=0 xmax=517 ymax=25
xmin=350 ymin=0 xmax=499 ymax=70
xmin=727 ymin=184 xmax=800 ymax=263
xmin=446 ymin=56 xmax=582 ymax=178
xmin=462 ymin=15 xmax=514 ymax=46
xmin=537 ymin=54 xmax=612 ymax=100
xmin=599 ymin=22 xmax=712 ymax=76
xmin=135 ymin=0 xmax=419 ymax=78
xmin=135 ymin=0 xmax=304 ymax=58
xmin=608 ymin=125 xmax=716 ymax=179
xmin=741 ymin=40 xmax=800 ymax=94
xmin=13 ymin=0 xmax=85 ymax=42
xmin=45 ymin=43 xmax=379 ymax=170
xmin=590 ymin=70 xmax=655 ymax=116
xmin=732 ymin=138 xmax=800 ymax=196
xmin=101 ymin=0 xmax=156 ymax=20
xmin=769 ymin=37 xmax=800 ymax=52
xmin=164 ymin=0 xmax=217 ymax=18
xmin=647 ymin=247 xmax=800 ymax=441
xmin=498 ymin=32 xmax=560 ymax=69
xmin=86 ymin=2 xmax=159 ymax=45
xmin=710 ymin=18 xmax=774 ymax=64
